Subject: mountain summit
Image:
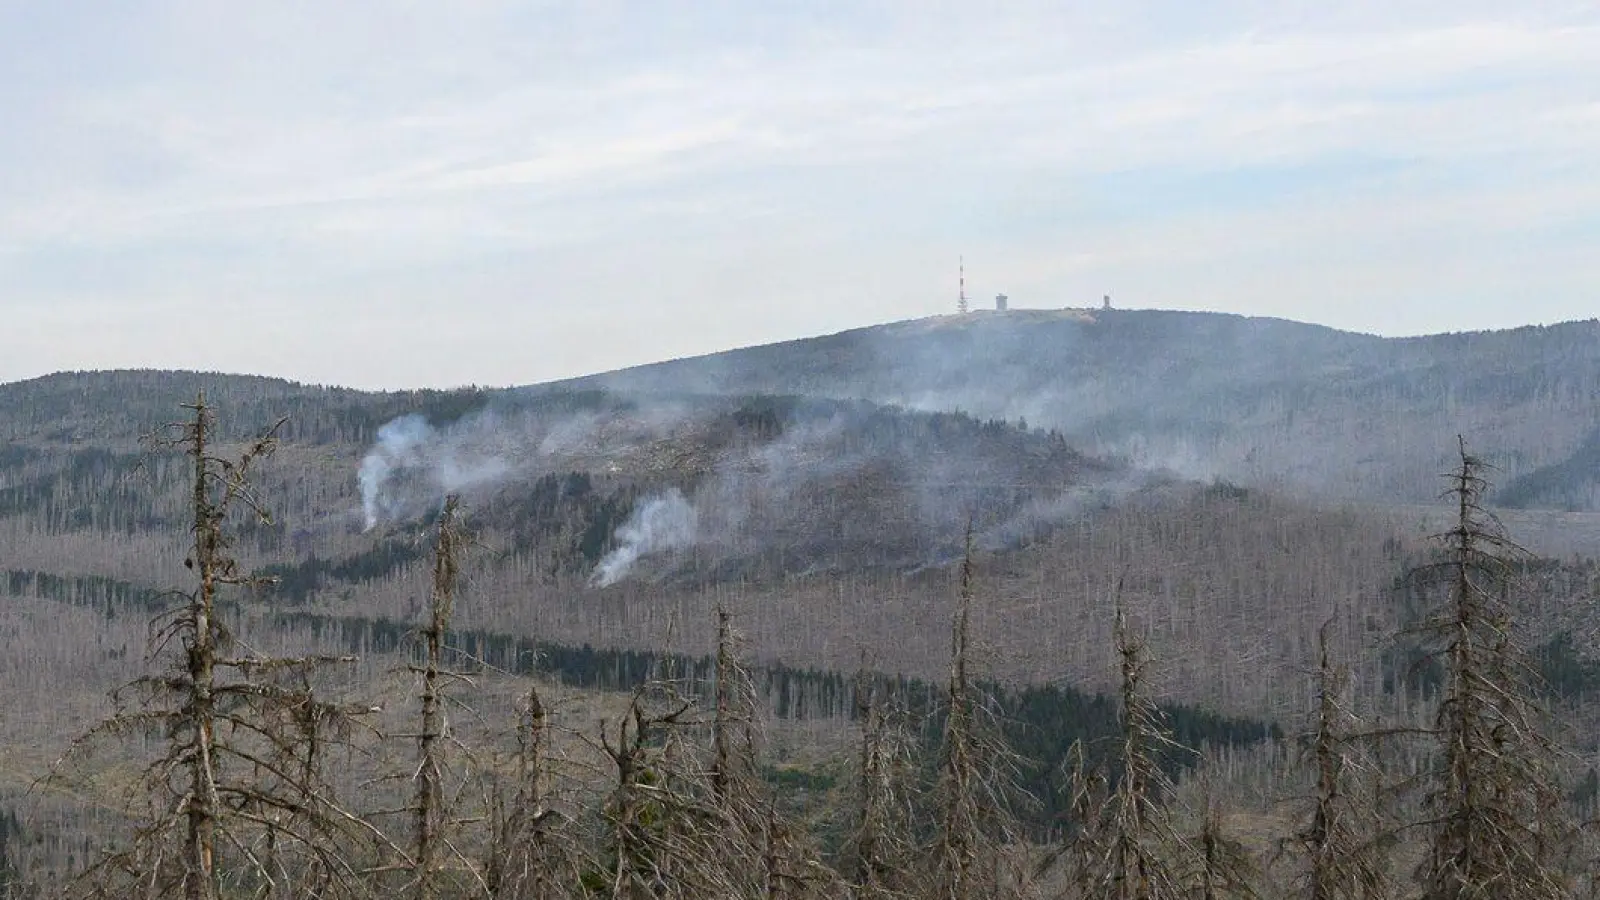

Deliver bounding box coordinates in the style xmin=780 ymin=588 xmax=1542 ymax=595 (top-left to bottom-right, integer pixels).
xmin=556 ymin=308 xmax=1600 ymax=509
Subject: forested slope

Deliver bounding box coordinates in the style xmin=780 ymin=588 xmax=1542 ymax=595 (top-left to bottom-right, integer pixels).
xmin=560 ymin=309 xmax=1600 ymax=508
xmin=5 ymin=311 xmax=1600 ymax=896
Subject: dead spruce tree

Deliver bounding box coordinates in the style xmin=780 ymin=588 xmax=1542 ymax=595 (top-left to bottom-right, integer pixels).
xmin=582 ymin=610 xmax=844 ymax=900
xmin=408 ymin=495 xmax=489 ymax=900
xmin=1181 ymin=801 xmax=1260 ymax=900
xmin=843 ymin=665 xmax=921 ymax=899
xmin=1413 ymin=439 xmax=1571 ymax=900
xmin=708 ymin=607 xmax=775 ymax=897
xmin=710 ymin=608 xmax=758 ymax=812
xmin=930 ymin=529 xmax=1026 ymax=900
xmin=50 ymin=393 xmax=386 ymax=900
xmin=1056 ymin=601 xmax=1193 ymax=900
xmin=590 ymin=681 xmax=734 ymax=900
xmin=486 ymin=683 xmax=585 ymax=900
xmin=1281 ymin=619 xmax=1386 ymax=900
xmin=412 ymin=497 xmax=456 ymax=900
xmin=715 ymin=608 xmax=841 ymax=900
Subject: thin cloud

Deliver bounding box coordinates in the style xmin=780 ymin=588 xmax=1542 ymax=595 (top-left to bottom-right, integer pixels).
xmin=1 ymin=4 xmax=1598 ymax=386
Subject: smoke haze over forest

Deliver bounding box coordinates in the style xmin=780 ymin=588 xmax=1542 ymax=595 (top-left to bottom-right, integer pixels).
xmin=6 ymin=2 xmax=1600 ymax=894
xmin=6 ymin=310 xmax=1600 ymax=897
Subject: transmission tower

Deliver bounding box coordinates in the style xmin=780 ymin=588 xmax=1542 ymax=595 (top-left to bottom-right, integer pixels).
xmin=958 ymin=256 xmax=969 ymax=314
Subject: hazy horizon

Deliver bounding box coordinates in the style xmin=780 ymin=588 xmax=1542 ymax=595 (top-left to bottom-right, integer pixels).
xmin=7 ymin=305 xmax=1599 ymax=393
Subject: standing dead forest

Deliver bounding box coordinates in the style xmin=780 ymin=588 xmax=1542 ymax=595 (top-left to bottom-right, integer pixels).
xmin=3 ymin=388 xmax=1600 ymax=900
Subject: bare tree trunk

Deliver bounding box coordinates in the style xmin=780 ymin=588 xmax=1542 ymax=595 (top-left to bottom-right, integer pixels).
xmin=853 ymin=669 xmax=889 ymax=893
xmin=415 ymin=497 xmax=460 ymax=900
xmin=601 ymin=701 xmax=662 ymax=900
xmin=519 ymin=686 xmax=546 ymax=817
xmin=1058 ymin=596 xmax=1192 ymax=900
xmin=50 ymin=394 xmax=395 ymax=899
xmin=515 ymin=685 xmax=550 ymax=899
xmin=709 ymin=607 xmax=766 ymax=896
xmin=844 ymin=662 xmax=922 ymax=899
xmin=1183 ymin=797 xmax=1259 ymax=900
xmin=1290 ymin=619 xmax=1385 ymax=900
xmin=1308 ymin=631 xmax=1342 ymax=900
xmin=490 ymin=684 xmax=554 ymax=900
xmin=711 ymin=606 xmax=751 ymax=807
xmin=936 ymin=532 xmax=979 ymax=900
xmin=763 ymin=803 xmax=783 ymax=900
xmin=184 ymin=392 xmax=219 ymax=900
xmin=1418 ymin=439 xmax=1570 ymax=900
xmin=930 ymin=525 xmax=1032 ymax=899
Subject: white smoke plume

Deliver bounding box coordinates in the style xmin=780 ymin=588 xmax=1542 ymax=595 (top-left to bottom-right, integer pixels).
xmin=358 ymin=414 xmax=508 ymax=530
xmin=591 ymin=489 xmax=698 ymax=587
xmin=354 ymin=393 xmax=717 ymax=532
xmin=353 ymin=391 xmax=1132 ymax=577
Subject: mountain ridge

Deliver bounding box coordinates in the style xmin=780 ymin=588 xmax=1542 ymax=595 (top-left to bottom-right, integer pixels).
xmin=3 ymin=308 xmax=1599 ymax=764
xmin=548 ymin=308 xmax=1600 ymax=509
xmin=8 ymin=308 xmax=1599 ymax=508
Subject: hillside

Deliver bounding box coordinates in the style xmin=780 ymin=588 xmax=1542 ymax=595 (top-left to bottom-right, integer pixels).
xmin=13 ymin=309 xmax=1600 ymax=511
xmin=4 ymin=355 xmax=1593 ymax=727
xmin=0 ymin=363 xmax=1420 ymax=722
xmin=556 ymin=309 xmax=1600 ymax=509
xmin=5 ymin=308 xmax=1600 ymax=709
xmin=6 ymin=316 xmax=1600 ymax=893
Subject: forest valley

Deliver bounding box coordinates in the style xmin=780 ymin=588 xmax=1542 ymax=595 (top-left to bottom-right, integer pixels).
xmin=0 ymin=385 xmax=1597 ymax=900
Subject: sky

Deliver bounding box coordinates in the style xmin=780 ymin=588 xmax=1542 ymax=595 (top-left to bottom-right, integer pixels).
xmin=2 ymin=1 xmax=1599 ymax=390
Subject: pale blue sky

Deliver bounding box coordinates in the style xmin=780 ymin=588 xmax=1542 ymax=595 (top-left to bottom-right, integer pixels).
xmin=3 ymin=1 xmax=1598 ymax=389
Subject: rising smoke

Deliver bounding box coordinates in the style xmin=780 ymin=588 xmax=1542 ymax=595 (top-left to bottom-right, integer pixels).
xmin=357 ymin=413 xmax=508 ymax=530
xmin=591 ymin=488 xmax=698 ymax=587
xmin=355 ymin=395 xmax=706 ymax=532
xmin=353 ymin=390 xmax=1134 ymax=584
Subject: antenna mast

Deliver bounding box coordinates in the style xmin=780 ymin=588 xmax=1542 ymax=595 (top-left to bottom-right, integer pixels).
xmin=958 ymin=256 xmax=968 ymax=314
